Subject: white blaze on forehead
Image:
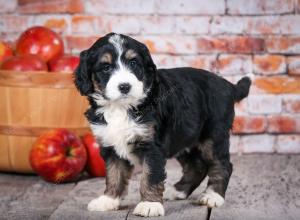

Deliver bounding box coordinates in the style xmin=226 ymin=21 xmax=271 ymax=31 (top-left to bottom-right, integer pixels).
xmin=108 ymin=34 xmax=124 ymax=57
xmin=106 ymin=34 xmax=145 ymax=105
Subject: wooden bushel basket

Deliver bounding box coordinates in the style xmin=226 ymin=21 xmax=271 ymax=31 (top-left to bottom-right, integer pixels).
xmin=0 ymin=71 xmax=90 ymax=173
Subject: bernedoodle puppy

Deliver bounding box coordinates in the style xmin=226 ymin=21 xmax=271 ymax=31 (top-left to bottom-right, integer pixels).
xmin=74 ymin=33 xmax=251 ymax=217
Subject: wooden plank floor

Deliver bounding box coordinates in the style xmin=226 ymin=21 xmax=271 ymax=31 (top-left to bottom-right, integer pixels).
xmin=1 ymin=155 xmax=299 ymax=220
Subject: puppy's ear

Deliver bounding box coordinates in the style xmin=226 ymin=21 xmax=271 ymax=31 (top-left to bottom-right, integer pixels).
xmin=140 ymin=44 xmax=157 ymax=75
xmin=74 ymin=50 xmax=94 ymax=96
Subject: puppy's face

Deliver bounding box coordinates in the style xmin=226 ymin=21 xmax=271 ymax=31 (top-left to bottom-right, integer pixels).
xmin=75 ymin=33 xmax=156 ymax=106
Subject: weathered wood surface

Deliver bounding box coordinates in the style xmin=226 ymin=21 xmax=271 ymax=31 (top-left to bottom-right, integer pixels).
xmin=0 ymin=155 xmax=300 ymax=220
xmin=210 ymin=155 xmax=300 ymax=220
xmin=49 ymin=162 xmax=209 ymax=220
xmin=0 ymin=174 xmax=75 ymax=220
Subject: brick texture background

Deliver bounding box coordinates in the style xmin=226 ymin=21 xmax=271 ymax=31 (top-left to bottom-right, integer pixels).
xmin=1 ymin=0 xmax=300 ymax=154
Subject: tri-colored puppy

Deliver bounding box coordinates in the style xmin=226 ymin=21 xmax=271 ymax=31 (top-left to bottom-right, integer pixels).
xmin=74 ymin=33 xmax=251 ymax=217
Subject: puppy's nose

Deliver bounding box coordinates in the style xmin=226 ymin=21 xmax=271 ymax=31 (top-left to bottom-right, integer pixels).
xmin=118 ymin=83 xmax=131 ymax=94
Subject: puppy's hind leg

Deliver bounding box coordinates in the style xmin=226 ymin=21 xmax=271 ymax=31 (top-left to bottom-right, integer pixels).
xmin=198 ymin=139 xmax=232 ymax=208
xmin=164 ymin=148 xmax=208 ymax=200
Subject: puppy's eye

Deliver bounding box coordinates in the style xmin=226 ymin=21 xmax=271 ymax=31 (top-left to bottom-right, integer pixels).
xmin=102 ymin=64 xmax=111 ymax=72
xmin=129 ymin=60 xmax=137 ymax=68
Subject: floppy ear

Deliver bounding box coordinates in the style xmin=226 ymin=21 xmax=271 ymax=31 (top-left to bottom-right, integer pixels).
xmin=139 ymin=43 xmax=157 ymax=75
xmin=74 ymin=50 xmax=94 ymax=96
xmin=135 ymin=40 xmax=156 ymax=74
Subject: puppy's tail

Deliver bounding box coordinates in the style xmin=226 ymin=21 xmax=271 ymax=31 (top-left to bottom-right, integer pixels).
xmin=234 ymin=77 xmax=251 ymax=102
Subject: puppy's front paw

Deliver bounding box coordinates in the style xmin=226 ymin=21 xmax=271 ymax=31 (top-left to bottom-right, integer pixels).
xmin=133 ymin=201 xmax=165 ymax=217
xmin=87 ymin=195 xmax=120 ymax=211
xmin=198 ymin=188 xmax=224 ymax=208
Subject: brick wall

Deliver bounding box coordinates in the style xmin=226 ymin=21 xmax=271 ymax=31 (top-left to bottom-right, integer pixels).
xmin=1 ymin=0 xmax=300 ymax=154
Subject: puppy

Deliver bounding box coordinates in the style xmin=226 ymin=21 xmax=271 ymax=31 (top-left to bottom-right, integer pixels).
xmin=74 ymin=33 xmax=251 ymax=217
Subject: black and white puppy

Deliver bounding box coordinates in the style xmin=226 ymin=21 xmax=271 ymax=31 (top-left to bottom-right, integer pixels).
xmin=74 ymin=33 xmax=251 ymax=217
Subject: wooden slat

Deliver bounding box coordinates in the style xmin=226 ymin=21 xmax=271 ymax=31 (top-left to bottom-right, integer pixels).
xmin=0 ymin=125 xmax=90 ymax=137
xmin=0 ymin=70 xmax=75 ymax=88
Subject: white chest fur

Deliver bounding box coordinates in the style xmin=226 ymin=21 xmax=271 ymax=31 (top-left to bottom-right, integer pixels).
xmin=90 ymin=104 xmax=152 ymax=164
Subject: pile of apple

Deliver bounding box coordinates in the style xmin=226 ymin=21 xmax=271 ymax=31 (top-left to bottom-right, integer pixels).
xmin=0 ymin=26 xmax=105 ymax=183
xmin=0 ymin=26 xmax=79 ymax=72
xmin=30 ymin=129 xmax=106 ymax=183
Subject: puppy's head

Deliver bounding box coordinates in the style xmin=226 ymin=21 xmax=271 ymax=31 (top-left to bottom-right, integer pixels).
xmin=74 ymin=33 xmax=156 ymax=106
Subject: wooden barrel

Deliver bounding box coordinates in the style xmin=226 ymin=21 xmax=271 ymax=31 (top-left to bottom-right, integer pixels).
xmin=0 ymin=70 xmax=90 ymax=173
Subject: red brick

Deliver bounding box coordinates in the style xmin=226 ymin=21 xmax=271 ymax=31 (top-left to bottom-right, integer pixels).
xmin=138 ymin=36 xmax=198 ymax=55
xmin=217 ymin=55 xmax=252 ymax=75
xmin=197 ymin=36 xmax=265 ymax=54
xmin=254 ymin=76 xmax=300 ymax=94
xmin=227 ymin=0 xmax=295 ymax=15
xmin=18 ymin=0 xmax=83 ymax=14
xmin=0 ymin=33 xmax=19 ymax=45
xmin=211 ymin=16 xmax=246 ymax=34
xmin=26 ymin=15 xmax=70 ymax=34
xmin=241 ymin=135 xmax=275 ymax=153
xmin=85 ymin=0 xmax=156 ymax=14
xmin=234 ymin=99 xmax=248 ymax=115
xmin=248 ymin=16 xmax=300 ymax=35
xmin=253 ymin=55 xmax=286 ymax=75
xmin=232 ymin=115 xmax=267 ymax=134
xmin=140 ymin=16 xmax=176 ymax=34
xmin=247 ymin=95 xmax=282 ymax=114
xmin=0 ymin=15 xmax=31 ymax=33
xmin=282 ymin=95 xmax=300 ymax=113
xmin=183 ymin=55 xmax=217 ymax=72
xmin=65 ymin=36 xmax=100 ymax=53
xmin=105 ymin=16 xmax=140 ymax=34
xmin=71 ymin=15 xmax=141 ymax=35
xmin=71 ymin=15 xmax=98 ymax=34
xmin=0 ymin=0 xmax=17 ymax=13
xmin=247 ymin=16 xmax=281 ymax=34
xmin=280 ymin=15 xmax=300 ymax=35
xmin=152 ymin=55 xmax=183 ymax=68
xmin=276 ymin=135 xmax=300 ymax=153
xmin=156 ymin=0 xmax=225 ymax=15
xmin=176 ymin=16 xmax=210 ymax=34
xmin=287 ymin=56 xmax=300 ymax=76
xmin=211 ymin=16 xmax=300 ymax=35
xmin=266 ymin=36 xmax=300 ymax=54
xmin=267 ymin=115 xmax=300 ymax=133
xmin=44 ymin=18 xmax=67 ymax=33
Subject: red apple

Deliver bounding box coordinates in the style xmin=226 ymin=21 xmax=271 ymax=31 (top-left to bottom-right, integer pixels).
xmin=0 ymin=55 xmax=48 ymax=71
xmin=82 ymin=133 xmax=106 ymax=177
xmin=16 ymin=26 xmax=64 ymax=63
xmin=0 ymin=41 xmax=13 ymax=63
xmin=30 ymin=128 xmax=87 ymax=183
xmin=49 ymin=55 xmax=79 ymax=72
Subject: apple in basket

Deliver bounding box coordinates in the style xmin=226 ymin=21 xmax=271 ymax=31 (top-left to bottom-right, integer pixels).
xmin=0 ymin=41 xmax=13 ymax=63
xmin=49 ymin=55 xmax=80 ymax=72
xmin=82 ymin=133 xmax=106 ymax=177
xmin=16 ymin=26 xmax=64 ymax=63
xmin=0 ymin=55 xmax=48 ymax=71
xmin=30 ymin=128 xmax=87 ymax=183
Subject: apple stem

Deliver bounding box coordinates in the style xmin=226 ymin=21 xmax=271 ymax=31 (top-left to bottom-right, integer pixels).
xmin=65 ymin=147 xmax=73 ymax=157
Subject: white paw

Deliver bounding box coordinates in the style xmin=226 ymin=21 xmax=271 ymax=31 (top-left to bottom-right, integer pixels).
xmin=87 ymin=195 xmax=120 ymax=211
xmin=198 ymin=188 xmax=224 ymax=208
xmin=133 ymin=201 xmax=165 ymax=217
xmin=164 ymin=185 xmax=187 ymax=200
